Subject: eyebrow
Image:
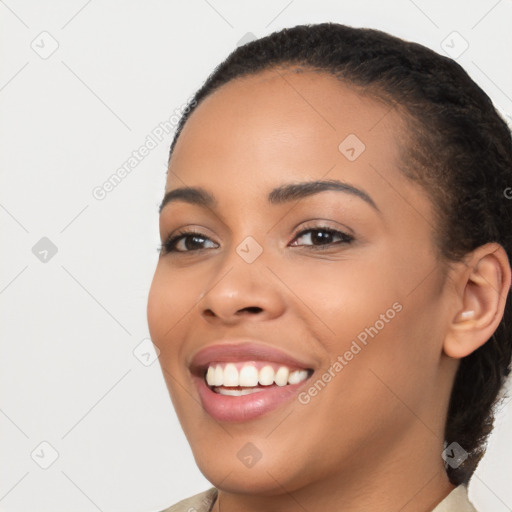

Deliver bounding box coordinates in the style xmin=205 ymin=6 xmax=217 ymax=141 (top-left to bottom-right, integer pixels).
xmin=158 ymin=179 xmax=379 ymax=214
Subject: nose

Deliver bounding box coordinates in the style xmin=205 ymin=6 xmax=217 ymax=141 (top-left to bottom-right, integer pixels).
xmin=197 ymin=257 xmax=287 ymax=326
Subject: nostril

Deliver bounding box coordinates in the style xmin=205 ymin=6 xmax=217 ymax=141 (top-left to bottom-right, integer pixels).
xmin=238 ymin=306 xmax=263 ymax=314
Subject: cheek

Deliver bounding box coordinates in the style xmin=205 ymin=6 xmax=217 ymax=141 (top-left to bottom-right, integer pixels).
xmin=315 ymin=271 xmax=444 ymax=431
xmin=278 ymin=250 xmax=401 ymax=348
xmin=293 ymin=243 xmax=442 ymax=402
xmin=292 ymin=303 xmax=439 ymax=468
xmin=147 ymin=265 xmax=200 ymax=413
xmin=147 ymin=265 xmax=170 ymax=345
xmin=147 ymin=264 xmax=198 ymax=357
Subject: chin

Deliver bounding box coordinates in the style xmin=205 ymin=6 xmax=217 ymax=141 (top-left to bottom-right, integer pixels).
xmin=197 ymin=459 xmax=297 ymax=495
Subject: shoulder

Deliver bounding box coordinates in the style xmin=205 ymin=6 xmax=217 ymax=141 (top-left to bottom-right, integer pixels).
xmin=158 ymin=487 xmax=218 ymax=512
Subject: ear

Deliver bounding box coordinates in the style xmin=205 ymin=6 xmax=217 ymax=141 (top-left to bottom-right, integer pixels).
xmin=443 ymin=243 xmax=511 ymax=359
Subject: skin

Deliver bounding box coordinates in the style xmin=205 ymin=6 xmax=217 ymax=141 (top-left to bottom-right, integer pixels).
xmin=147 ymin=68 xmax=511 ymax=512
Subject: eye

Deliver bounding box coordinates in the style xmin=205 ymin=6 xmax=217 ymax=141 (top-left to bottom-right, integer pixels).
xmin=158 ymin=225 xmax=354 ymax=255
xmin=289 ymin=226 xmax=354 ymax=249
xmin=159 ymin=230 xmax=218 ymax=254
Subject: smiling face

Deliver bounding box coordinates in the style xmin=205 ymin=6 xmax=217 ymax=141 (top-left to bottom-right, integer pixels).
xmin=147 ymin=69 xmax=459 ymax=500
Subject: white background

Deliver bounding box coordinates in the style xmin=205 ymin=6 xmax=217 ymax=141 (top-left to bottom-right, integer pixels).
xmin=1 ymin=1 xmax=511 ymax=511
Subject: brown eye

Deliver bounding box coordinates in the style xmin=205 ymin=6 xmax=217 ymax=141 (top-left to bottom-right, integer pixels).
xmin=290 ymin=227 xmax=354 ymax=248
xmin=160 ymin=231 xmax=218 ymax=254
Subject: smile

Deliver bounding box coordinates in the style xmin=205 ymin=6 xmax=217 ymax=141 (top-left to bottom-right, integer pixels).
xmin=205 ymin=362 xmax=311 ymax=395
xmin=190 ymin=342 xmax=316 ymax=422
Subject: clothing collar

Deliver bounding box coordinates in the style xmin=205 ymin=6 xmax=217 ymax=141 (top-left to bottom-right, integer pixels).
xmin=163 ymin=484 xmax=477 ymax=511
xmin=431 ymin=485 xmax=477 ymax=512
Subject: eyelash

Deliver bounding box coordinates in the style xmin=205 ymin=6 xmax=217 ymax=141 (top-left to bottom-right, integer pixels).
xmin=157 ymin=226 xmax=354 ymax=255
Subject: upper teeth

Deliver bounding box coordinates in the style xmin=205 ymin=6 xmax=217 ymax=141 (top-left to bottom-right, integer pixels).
xmin=205 ymin=363 xmax=309 ymax=387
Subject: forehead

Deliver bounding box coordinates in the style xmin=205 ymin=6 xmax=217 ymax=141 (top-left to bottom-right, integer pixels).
xmin=170 ymin=68 xmax=401 ymax=165
xmin=165 ymin=68 xmax=427 ymax=218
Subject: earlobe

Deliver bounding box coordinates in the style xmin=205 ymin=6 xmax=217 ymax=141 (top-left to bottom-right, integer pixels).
xmin=443 ymin=243 xmax=511 ymax=359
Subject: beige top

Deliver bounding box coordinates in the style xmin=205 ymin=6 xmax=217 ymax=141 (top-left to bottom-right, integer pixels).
xmin=161 ymin=484 xmax=477 ymax=512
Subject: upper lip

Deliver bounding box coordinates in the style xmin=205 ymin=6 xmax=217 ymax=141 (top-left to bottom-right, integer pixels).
xmin=189 ymin=341 xmax=316 ymax=374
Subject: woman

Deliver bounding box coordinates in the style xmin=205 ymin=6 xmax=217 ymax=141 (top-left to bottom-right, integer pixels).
xmin=147 ymin=23 xmax=512 ymax=512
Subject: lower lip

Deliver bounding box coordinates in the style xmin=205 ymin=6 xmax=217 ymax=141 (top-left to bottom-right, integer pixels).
xmin=193 ymin=374 xmax=311 ymax=422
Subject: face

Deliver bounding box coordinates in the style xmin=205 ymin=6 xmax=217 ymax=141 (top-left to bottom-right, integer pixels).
xmin=147 ymin=69 xmax=456 ymax=494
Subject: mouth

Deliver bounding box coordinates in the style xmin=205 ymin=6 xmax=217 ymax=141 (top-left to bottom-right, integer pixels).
xmin=205 ymin=361 xmax=313 ymax=395
xmin=189 ymin=342 xmax=315 ymax=422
